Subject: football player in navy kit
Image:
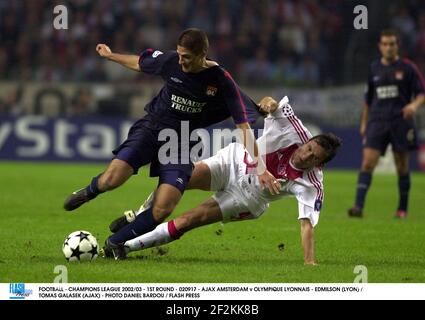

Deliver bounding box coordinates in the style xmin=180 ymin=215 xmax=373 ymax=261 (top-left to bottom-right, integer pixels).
xmin=348 ymin=29 xmax=425 ymax=218
xmin=101 ymin=96 xmax=342 ymax=264
xmin=63 ymin=28 xmax=279 ymax=247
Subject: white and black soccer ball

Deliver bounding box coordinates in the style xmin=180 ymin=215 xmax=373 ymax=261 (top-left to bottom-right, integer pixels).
xmin=62 ymin=231 xmax=99 ymax=262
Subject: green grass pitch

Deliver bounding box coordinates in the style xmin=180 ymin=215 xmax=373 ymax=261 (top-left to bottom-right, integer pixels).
xmin=0 ymin=162 xmax=424 ymax=283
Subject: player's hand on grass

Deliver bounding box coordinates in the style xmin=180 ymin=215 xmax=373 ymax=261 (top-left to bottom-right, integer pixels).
xmin=258 ymin=97 xmax=278 ymax=114
xmin=402 ymin=102 xmax=418 ymax=119
xmin=258 ymin=170 xmax=281 ymax=195
xmin=96 ymin=44 xmax=112 ymax=58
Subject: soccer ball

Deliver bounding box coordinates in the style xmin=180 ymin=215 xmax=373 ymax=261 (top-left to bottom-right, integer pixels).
xmin=62 ymin=230 xmax=99 ymax=262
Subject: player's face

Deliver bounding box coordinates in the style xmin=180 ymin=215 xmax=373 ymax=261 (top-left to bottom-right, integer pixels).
xmin=292 ymin=140 xmax=327 ymax=170
xmin=379 ymin=36 xmax=399 ymax=61
xmin=177 ymin=45 xmax=204 ymax=73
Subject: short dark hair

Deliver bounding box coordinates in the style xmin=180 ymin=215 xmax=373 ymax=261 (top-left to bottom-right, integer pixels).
xmin=380 ymin=29 xmax=400 ymax=44
xmin=178 ymin=28 xmax=209 ymax=56
xmin=311 ymin=133 xmax=342 ymax=165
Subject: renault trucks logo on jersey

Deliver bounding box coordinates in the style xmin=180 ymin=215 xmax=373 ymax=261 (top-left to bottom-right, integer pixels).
xmin=9 ymin=283 xmax=33 ymax=299
xmin=206 ymin=85 xmax=217 ymax=97
xmin=170 ymin=94 xmax=206 ymax=113
xmin=376 ymin=85 xmax=399 ymax=99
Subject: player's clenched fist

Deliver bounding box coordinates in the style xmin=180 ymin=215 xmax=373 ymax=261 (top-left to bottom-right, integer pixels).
xmin=258 ymin=96 xmax=278 ymax=114
xmin=96 ymin=44 xmax=112 ymax=58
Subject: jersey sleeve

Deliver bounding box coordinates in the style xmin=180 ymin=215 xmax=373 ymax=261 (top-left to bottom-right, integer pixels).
xmin=138 ymin=49 xmax=174 ymax=76
xmin=364 ymin=64 xmax=374 ymax=106
xmin=259 ymin=96 xmax=312 ymax=154
xmin=297 ymin=202 xmax=320 ymax=227
xmin=407 ymin=61 xmax=425 ymax=97
xmin=219 ymin=71 xmax=249 ymax=124
xmin=290 ymin=168 xmax=324 ymax=228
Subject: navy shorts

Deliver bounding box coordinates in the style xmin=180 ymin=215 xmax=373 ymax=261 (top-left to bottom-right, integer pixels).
xmin=112 ymin=122 xmax=193 ymax=194
xmin=364 ymin=119 xmax=418 ymax=154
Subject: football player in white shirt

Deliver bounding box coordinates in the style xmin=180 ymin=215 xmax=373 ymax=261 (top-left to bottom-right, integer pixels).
xmin=104 ymin=96 xmax=342 ymax=265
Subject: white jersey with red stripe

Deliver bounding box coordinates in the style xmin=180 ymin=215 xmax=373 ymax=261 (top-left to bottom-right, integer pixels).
xmin=251 ymin=96 xmax=324 ymax=226
xmin=204 ymin=96 xmax=324 ymax=227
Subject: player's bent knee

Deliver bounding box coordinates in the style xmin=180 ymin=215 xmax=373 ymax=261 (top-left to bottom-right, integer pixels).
xmin=361 ymin=160 xmax=377 ymax=172
xmin=361 ymin=164 xmax=375 ymax=172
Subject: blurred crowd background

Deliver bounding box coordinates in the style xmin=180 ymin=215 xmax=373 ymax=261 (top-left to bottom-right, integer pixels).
xmin=0 ymin=0 xmax=425 ymax=122
xmin=1 ymin=0 xmax=425 ymax=169
xmin=1 ymin=0 xmax=425 ymax=86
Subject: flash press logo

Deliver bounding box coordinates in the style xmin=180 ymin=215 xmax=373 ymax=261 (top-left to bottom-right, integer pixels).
xmin=9 ymin=283 xmax=33 ymax=299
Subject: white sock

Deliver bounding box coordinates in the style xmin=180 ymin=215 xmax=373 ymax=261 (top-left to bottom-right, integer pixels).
xmin=134 ymin=191 xmax=155 ymax=217
xmin=124 ymin=221 xmax=181 ymax=252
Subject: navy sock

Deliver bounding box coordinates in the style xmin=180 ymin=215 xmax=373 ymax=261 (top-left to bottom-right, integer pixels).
xmin=109 ymin=207 xmax=159 ymax=244
xmin=355 ymin=171 xmax=372 ymax=209
xmin=398 ymin=175 xmax=410 ymax=211
xmin=84 ymin=175 xmax=104 ymax=199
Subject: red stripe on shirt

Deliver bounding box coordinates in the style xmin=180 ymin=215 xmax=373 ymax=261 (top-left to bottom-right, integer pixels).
xmin=403 ymin=58 xmax=425 ymax=93
xmin=288 ymin=115 xmax=309 ymax=143
xmin=224 ymin=71 xmax=248 ymax=123
xmin=289 ymin=115 xmax=309 ymax=142
xmin=311 ymin=171 xmax=323 ymax=199
xmin=308 ymin=170 xmax=323 ymax=201
xmin=307 ymin=172 xmax=322 ymax=201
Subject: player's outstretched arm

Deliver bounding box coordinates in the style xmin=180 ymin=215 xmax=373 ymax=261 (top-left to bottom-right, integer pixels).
xmin=235 ymin=122 xmax=281 ymax=195
xmin=96 ymin=44 xmax=141 ymax=72
xmin=300 ymin=218 xmax=316 ymax=265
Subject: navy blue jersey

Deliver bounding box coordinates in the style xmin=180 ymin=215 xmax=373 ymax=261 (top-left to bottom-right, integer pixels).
xmin=138 ymin=49 xmax=260 ymax=131
xmin=365 ymin=58 xmax=425 ymax=120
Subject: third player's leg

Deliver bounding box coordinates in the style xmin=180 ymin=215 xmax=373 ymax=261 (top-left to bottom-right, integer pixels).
xmin=393 ymin=151 xmax=410 ymax=176
xmin=348 ymin=147 xmax=382 ymax=216
xmin=360 ymin=147 xmax=381 ymax=172
xmin=393 ymin=151 xmax=411 ymax=216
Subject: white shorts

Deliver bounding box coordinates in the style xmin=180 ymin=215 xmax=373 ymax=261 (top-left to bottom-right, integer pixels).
xmin=201 ymin=143 xmax=269 ymax=222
